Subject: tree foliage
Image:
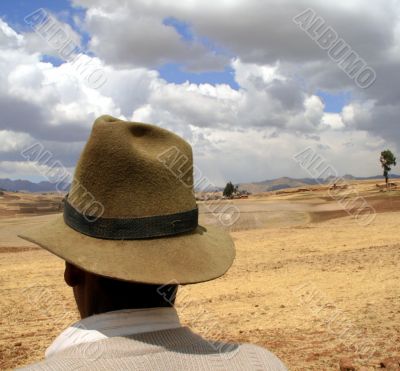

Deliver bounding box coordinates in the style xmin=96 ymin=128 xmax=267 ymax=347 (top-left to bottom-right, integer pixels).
xmin=380 ymin=149 xmax=397 ymax=185
xmin=223 ymin=181 xmax=238 ymax=197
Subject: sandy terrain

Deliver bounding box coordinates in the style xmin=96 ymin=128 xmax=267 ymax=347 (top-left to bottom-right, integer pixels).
xmin=0 ymin=182 xmax=399 ymax=370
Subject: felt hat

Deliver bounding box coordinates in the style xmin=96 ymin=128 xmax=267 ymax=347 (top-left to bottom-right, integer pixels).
xmin=19 ymin=115 xmax=235 ymax=284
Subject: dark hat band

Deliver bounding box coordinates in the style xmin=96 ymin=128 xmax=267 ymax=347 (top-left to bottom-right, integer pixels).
xmin=63 ymin=199 xmax=199 ymax=240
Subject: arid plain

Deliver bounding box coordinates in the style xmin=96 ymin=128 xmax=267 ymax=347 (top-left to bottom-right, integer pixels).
xmin=1 ymin=181 xmax=399 ymax=370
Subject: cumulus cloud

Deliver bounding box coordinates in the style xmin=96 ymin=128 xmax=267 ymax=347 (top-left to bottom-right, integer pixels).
xmin=1 ymin=0 xmax=400 ymax=184
xmin=76 ymin=2 xmax=228 ymax=71
xmin=0 ymin=19 xmax=24 ymax=48
xmin=21 ymin=12 xmax=83 ymax=57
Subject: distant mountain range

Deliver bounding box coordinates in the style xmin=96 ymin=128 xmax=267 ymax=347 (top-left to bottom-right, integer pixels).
xmin=238 ymin=174 xmax=400 ymax=194
xmin=0 ymin=178 xmax=69 ymax=193
xmin=0 ymin=174 xmax=399 ymax=193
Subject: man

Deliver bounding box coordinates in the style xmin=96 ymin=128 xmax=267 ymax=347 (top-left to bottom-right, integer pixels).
xmin=19 ymin=115 xmax=287 ymax=370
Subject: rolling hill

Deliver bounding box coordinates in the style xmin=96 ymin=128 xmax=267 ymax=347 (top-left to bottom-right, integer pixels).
xmin=1 ymin=174 xmax=399 ymax=194
xmin=238 ymin=174 xmax=400 ymax=194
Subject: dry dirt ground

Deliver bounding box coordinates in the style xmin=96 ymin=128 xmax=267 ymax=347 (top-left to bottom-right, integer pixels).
xmin=0 ymin=181 xmax=399 ymax=370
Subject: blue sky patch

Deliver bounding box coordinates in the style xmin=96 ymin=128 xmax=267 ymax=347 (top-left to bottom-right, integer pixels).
xmin=40 ymin=54 xmax=64 ymax=66
xmin=158 ymin=63 xmax=240 ymax=89
xmin=316 ymin=90 xmax=351 ymax=113
xmin=160 ymin=18 xmax=236 ymax=88
xmin=163 ymin=17 xmax=193 ymax=42
xmin=0 ymin=0 xmax=89 ymax=50
xmin=163 ymin=16 xmax=232 ymax=57
xmin=0 ymin=0 xmax=83 ymax=31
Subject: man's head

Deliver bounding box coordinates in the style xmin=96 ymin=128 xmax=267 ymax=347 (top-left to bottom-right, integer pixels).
xmin=20 ymin=116 xmax=235 ymax=296
xmin=64 ymin=262 xmax=178 ymax=318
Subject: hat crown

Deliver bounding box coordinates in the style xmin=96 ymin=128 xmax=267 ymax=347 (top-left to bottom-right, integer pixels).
xmin=68 ymin=115 xmax=196 ymax=218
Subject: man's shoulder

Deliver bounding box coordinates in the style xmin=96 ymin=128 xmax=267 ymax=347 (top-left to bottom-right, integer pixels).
xmin=18 ymin=327 xmax=287 ymax=370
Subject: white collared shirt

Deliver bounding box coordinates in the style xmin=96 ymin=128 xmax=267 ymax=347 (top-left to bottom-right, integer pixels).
xmin=46 ymin=307 xmax=181 ymax=358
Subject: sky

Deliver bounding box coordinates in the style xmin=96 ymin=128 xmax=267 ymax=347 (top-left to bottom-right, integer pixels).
xmin=0 ymin=0 xmax=399 ymax=186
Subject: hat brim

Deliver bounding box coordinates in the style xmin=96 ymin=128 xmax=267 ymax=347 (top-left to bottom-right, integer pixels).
xmin=18 ymin=215 xmax=235 ymax=285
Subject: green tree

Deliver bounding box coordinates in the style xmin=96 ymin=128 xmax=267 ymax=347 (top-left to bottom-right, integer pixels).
xmin=223 ymin=181 xmax=235 ymax=198
xmin=380 ymin=149 xmax=397 ymax=186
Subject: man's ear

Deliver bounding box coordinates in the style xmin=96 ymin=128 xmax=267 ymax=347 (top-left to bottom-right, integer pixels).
xmin=64 ymin=262 xmax=84 ymax=287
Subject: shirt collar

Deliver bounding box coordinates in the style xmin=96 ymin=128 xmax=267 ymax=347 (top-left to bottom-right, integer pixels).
xmin=45 ymin=307 xmax=181 ymax=358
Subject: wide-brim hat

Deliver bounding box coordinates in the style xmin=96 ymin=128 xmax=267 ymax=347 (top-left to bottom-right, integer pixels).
xmin=19 ymin=115 xmax=235 ymax=284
